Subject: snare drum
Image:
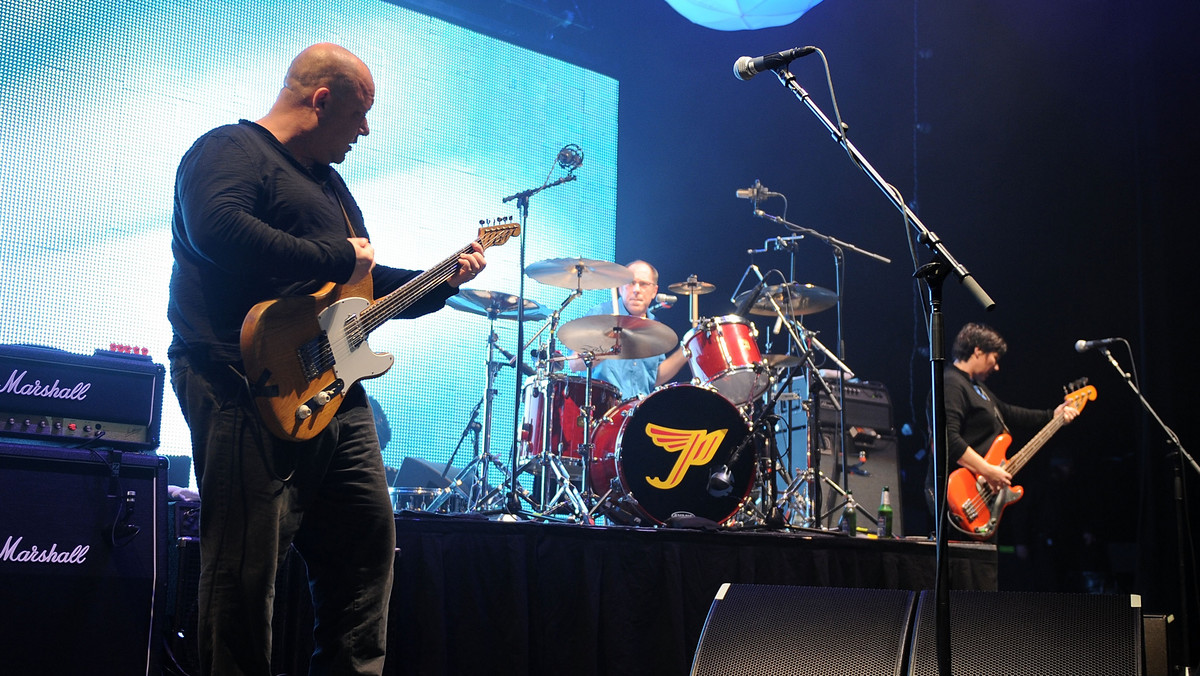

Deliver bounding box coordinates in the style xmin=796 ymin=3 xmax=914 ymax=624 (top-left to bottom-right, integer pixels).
xmin=682 ymin=315 xmax=771 ymax=405
xmin=521 ymin=373 xmax=623 ymax=460
xmin=590 ymin=383 xmax=754 ymax=525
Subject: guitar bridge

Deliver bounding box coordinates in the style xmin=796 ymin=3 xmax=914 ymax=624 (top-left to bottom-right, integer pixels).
xmin=297 ymin=335 xmax=330 ymax=381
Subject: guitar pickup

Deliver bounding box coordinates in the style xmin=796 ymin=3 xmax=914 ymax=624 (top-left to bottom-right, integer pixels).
xmin=295 ymin=380 xmax=345 ymax=420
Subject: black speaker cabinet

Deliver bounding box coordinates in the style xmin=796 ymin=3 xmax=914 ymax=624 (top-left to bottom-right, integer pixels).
xmin=691 ymin=583 xmax=917 ymax=676
xmin=775 ymin=380 xmax=905 ymax=534
xmin=0 ymin=442 xmax=167 ymax=674
xmin=908 ymin=589 xmax=1144 ymax=676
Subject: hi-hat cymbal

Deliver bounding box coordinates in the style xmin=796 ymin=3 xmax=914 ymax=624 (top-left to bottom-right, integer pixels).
xmin=734 ymin=282 xmax=838 ymax=316
xmin=558 ymin=314 xmax=678 ymax=360
xmin=447 ymin=289 xmax=548 ymax=321
xmin=526 ymin=257 xmax=633 ymax=290
xmin=667 ymin=279 xmax=716 ymax=296
xmin=763 ymin=354 xmax=803 ymax=370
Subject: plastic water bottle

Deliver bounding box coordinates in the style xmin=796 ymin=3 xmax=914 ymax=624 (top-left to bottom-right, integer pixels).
xmin=877 ymin=486 xmax=894 ymax=538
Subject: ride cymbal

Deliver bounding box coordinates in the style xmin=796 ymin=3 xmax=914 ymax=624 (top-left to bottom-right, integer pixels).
xmin=526 ymin=257 xmax=633 ymax=290
xmin=733 ymin=282 xmax=838 ymax=316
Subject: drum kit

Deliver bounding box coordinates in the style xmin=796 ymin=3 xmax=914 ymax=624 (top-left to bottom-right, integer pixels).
xmin=428 ymin=255 xmax=858 ymax=530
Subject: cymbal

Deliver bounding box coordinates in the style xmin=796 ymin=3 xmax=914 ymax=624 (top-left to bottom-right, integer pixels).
xmin=667 ymin=279 xmax=716 ymax=296
xmin=734 ymin=282 xmax=838 ymax=316
xmin=558 ymin=314 xmax=678 ymax=360
xmin=526 ymin=257 xmax=633 ymax=290
xmin=763 ymin=354 xmax=802 ymax=370
xmin=447 ymin=289 xmax=547 ymax=321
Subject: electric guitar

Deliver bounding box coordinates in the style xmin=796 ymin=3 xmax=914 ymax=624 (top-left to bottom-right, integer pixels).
xmin=946 ymin=380 xmax=1096 ymax=540
xmin=240 ymin=220 xmax=519 ymax=442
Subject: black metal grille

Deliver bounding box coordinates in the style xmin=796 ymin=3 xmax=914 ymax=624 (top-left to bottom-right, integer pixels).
xmin=691 ymin=584 xmax=915 ymax=676
xmin=908 ymin=590 xmax=1143 ymax=676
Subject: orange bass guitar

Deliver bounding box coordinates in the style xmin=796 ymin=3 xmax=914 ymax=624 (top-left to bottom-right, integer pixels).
xmin=946 ymin=381 xmax=1096 ymax=540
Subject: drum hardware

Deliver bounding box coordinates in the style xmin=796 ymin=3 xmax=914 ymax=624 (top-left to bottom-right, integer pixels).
xmin=667 ymin=274 xmax=716 ymax=328
xmin=502 ymin=261 xmax=636 ymax=522
xmin=432 ymin=291 xmax=544 ymax=513
xmin=523 ymin=351 xmax=607 ymax=523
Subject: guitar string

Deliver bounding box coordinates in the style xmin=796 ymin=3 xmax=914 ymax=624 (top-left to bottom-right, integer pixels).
xmin=305 ymin=230 xmax=508 ymax=378
xmin=958 ymin=413 xmax=1069 ymax=516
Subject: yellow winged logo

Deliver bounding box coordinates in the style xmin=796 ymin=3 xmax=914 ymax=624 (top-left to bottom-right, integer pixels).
xmin=644 ymin=423 xmax=729 ymax=490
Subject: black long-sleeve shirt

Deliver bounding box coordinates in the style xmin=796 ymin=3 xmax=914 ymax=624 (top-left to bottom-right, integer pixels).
xmin=943 ymin=364 xmax=1054 ymax=464
xmin=168 ymin=120 xmax=454 ymax=364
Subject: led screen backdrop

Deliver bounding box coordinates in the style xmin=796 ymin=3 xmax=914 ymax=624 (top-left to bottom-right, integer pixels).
xmin=0 ymin=0 xmax=618 ymax=487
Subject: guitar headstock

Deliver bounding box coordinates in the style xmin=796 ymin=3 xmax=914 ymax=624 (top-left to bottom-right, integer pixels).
xmin=477 ymin=216 xmax=520 ymax=248
xmin=1063 ymin=378 xmax=1097 ymax=412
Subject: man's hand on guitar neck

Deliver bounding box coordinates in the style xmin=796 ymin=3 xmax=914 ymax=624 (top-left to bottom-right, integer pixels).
xmin=348 ymin=237 xmax=376 ymax=284
xmin=448 ymin=241 xmax=487 ymax=288
xmin=1055 ymin=401 xmax=1081 ymax=424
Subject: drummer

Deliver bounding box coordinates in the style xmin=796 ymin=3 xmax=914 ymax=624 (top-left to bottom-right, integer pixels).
xmin=566 ymin=260 xmax=688 ymax=399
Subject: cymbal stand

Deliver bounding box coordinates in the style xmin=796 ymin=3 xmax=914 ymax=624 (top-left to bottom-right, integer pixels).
xmin=484 ymin=287 xmax=588 ymax=519
xmin=429 ymin=313 xmax=517 ymax=513
xmin=534 ymin=351 xmax=600 ymax=524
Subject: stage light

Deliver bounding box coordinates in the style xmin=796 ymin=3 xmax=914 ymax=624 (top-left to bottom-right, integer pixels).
xmin=663 ymin=0 xmax=824 ymax=31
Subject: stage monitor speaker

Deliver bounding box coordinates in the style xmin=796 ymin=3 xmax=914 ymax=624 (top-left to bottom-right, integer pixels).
xmin=0 ymin=442 xmax=167 ymax=674
xmin=907 ymin=589 xmax=1144 ymax=676
xmin=691 ymin=583 xmax=916 ymax=676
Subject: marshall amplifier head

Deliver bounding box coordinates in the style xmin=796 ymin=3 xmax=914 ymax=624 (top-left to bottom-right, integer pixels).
xmin=0 ymin=344 xmax=165 ymax=451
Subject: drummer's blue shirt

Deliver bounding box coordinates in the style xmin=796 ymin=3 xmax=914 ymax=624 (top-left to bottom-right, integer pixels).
xmin=578 ymin=300 xmax=666 ymax=399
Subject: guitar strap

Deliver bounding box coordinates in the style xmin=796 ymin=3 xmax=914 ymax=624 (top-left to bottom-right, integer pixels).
xmin=334 ymin=190 xmax=359 ymax=238
xmin=974 ymin=380 xmax=1010 ymax=433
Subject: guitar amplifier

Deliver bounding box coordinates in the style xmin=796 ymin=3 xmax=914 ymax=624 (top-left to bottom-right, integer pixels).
xmin=0 ymin=344 xmax=165 ymax=451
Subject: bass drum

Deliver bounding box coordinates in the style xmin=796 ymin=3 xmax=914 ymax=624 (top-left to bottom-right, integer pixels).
xmin=591 ymin=384 xmax=754 ymax=525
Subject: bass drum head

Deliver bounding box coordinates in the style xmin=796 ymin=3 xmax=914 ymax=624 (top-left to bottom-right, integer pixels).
xmin=613 ymin=384 xmax=753 ymax=525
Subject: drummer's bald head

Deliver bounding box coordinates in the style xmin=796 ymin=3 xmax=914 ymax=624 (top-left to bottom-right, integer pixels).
xmin=626 ymin=260 xmax=658 ymax=283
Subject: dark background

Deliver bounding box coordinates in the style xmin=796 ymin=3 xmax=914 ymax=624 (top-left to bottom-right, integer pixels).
xmin=395 ymin=0 xmax=1198 ymax=652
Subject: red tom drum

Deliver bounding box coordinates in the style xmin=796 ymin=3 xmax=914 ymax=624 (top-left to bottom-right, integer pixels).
xmin=682 ymin=315 xmax=771 ymax=405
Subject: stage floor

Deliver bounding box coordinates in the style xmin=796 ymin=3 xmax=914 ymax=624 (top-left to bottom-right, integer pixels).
xmin=375 ymin=515 xmax=994 ymax=675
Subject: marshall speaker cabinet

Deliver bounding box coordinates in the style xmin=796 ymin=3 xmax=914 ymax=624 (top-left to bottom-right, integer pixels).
xmin=0 ymin=442 xmax=168 ymax=674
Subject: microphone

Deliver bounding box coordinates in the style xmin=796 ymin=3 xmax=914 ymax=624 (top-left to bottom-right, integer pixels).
xmin=735 ymin=179 xmax=780 ymax=203
xmin=495 ymin=342 xmax=536 ymax=376
xmin=734 ymin=46 xmax=817 ymax=81
xmin=708 ymin=464 xmax=734 ymax=497
xmin=653 ymin=293 xmax=677 ymax=308
xmin=556 ymin=144 xmax=584 ymax=172
xmin=1075 ymin=337 xmax=1122 ymax=353
xmin=734 ymin=277 xmax=767 ymax=318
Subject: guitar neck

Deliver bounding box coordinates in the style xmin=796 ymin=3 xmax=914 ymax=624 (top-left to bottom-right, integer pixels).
xmin=358 ymin=240 xmax=478 ymax=335
xmin=1003 ymin=413 xmax=1067 ymax=477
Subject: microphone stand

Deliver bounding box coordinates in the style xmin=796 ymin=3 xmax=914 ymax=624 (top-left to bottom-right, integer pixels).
xmin=753 ymin=212 xmax=889 ymax=517
xmin=1095 ymin=346 xmax=1197 ymax=674
xmin=768 ymin=63 xmax=995 ymax=676
xmin=499 ymin=171 xmax=578 ymax=518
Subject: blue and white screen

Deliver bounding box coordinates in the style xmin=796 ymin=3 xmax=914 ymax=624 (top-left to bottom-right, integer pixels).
xmin=0 ymin=0 xmax=618 ymax=486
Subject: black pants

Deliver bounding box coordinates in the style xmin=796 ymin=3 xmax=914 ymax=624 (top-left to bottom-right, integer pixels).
xmin=170 ymin=355 xmax=396 ymax=676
